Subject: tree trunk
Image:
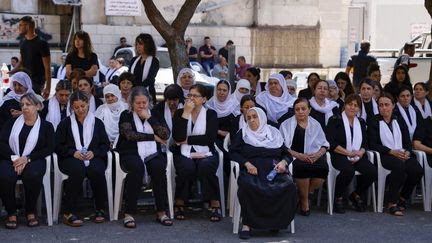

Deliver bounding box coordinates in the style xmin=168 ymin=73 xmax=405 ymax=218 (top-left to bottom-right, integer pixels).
xmin=166 ymin=35 xmax=189 ymax=80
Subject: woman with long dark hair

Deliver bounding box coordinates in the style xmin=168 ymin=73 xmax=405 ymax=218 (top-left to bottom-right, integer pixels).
xmin=65 ymin=31 xmax=99 ymax=80
xmin=384 ymin=65 xmax=412 ymax=100
xmin=298 ymin=72 xmax=320 ymax=100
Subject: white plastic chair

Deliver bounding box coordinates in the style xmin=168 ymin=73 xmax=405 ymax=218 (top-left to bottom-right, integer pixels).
xmin=231 ymin=161 xmax=295 ymax=234
xmin=412 ymin=150 xmax=431 ymax=211
xmin=112 ymin=150 xmax=175 ymax=220
xmin=53 ymin=152 xmax=113 ymax=224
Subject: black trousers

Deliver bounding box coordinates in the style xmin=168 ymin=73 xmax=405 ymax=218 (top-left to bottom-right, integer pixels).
xmin=120 ymin=153 xmax=168 ymax=214
xmin=0 ymin=159 xmax=46 ymax=216
xmin=380 ymin=154 xmax=423 ymax=203
xmin=292 ymin=155 xmax=329 ymax=179
xmin=331 ymin=153 xmax=377 ymax=198
xmin=174 ymin=153 xmax=220 ymax=202
xmin=59 ymin=157 xmax=107 ymax=214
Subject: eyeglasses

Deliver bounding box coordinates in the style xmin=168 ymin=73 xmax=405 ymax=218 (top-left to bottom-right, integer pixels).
xmin=187 ymin=94 xmax=202 ymax=98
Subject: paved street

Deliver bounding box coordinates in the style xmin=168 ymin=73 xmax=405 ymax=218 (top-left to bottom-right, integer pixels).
xmin=1 ymin=202 xmax=432 ymax=242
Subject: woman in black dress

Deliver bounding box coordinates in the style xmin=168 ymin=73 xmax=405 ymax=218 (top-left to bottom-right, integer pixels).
xmin=383 ymin=65 xmax=412 ymax=100
xmin=129 ymin=33 xmax=159 ymax=103
xmin=151 ymin=84 xmax=184 ymax=133
xmin=298 ymin=72 xmax=320 ymax=100
xmin=279 ymin=98 xmax=329 ymax=216
xmin=116 ymin=87 xmax=172 ymax=228
xmin=412 ymin=82 xmax=432 ymax=119
xmin=367 ymin=93 xmax=423 ymax=216
xmin=326 ymin=94 xmax=377 ymax=213
xmin=41 ymin=79 xmax=72 ymax=130
xmin=77 ymin=76 xmax=103 ymax=113
xmin=229 ymin=107 xmax=296 ymax=240
xmin=0 ymin=93 xmax=54 ymax=229
xmin=358 ymin=79 xmax=379 ymax=124
xmin=55 ymin=91 xmax=110 ymax=226
xmin=172 ymin=84 xmax=221 ymax=222
xmin=65 ymin=31 xmax=99 ymax=80
xmin=334 ymin=72 xmax=354 ymax=100
xmin=309 ymin=80 xmax=340 ymax=129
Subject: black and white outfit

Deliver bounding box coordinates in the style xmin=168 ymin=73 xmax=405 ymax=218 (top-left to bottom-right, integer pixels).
xmin=129 ymin=55 xmax=159 ymax=103
xmin=172 ymin=107 xmax=220 ymax=202
xmin=255 ymin=74 xmax=295 ymax=126
xmin=41 ymin=96 xmax=70 ymax=131
xmin=280 ymin=116 xmax=329 ymax=179
xmin=229 ymin=107 xmax=296 ymax=230
xmin=413 ymin=97 xmax=432 ymax=120
xmin=413 ymin=116 xmax=432 ymax=167
xmin=0 ymin=115 xmax=54 ymax=216
xmin=309 ymin=97 xmax=340 ymax=129
xmin=358 ymin=98 xmax=379 ymax=124
xmin=326 ymin=113 xmax=377 ymax=199
xmin=55 ymin=113 xmax=110 ymax=214
xmin=230 ymin=113 xmax=248 ymax=138
xmin=152 ymin=101 xmax=183 ymax=134
xmin=394 ymin=102 xmax=422 ymax=141
xmin=87 ymin=95 xmax=103 ymax=114
xmin=367 ymin=115 xmax=423 ymax=204
xmin=116 ymin=110 xmax=170 ymax=215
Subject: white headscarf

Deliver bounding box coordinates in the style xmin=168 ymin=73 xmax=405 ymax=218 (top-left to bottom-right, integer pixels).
xmin=414 ymin=97 xmax=432 ymax=119
xmin=234 ymin=79 xmax=251 ymax=102
xmin=286 ymin=79 xmax=297 ymax=98
xmin=176 ymin=68 xmax=196 ymax=99
xmin=207 ymin=80 xmax=240 ymax=118
xmin=242 ymin=107 xmax=284 ymax=149
xmin=256 ymin=73 xmax=295 ymax=123
xmin=0 ymin=72 xmax=35 ymax=106
xmin=95 ymin=84 xmax=128 ymax=142
xmin=309 ymin=97 xmax=339 ymax=125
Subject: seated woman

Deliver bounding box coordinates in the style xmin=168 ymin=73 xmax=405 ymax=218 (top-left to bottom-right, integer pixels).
xmin=384 ymin=65 xmax=412 ymax=100
xmin=412 ymin=82 xmax=432 ymax=119
xmin=55 ymin=91 xmax=110 ymax=226
xmin=328 ymin=80 xmax=344 ymax=108
xmin=358 ymin=79 xmax=379 ymax=124
xmin=0 ymin=71 xmax=37 ymax=130
xmin=41 ymin=80 xmax=72 ymax=130
xmin=116 ymin=87 xmax=172 ymax=228
xmin=233 ymin=79 xmax=251 ymax=102
xmin=176 ymin=68 xmax=196 ymax=99
xmin=152 ymin=84 xmax=184 ymax=133
xmin=309 ymin=80 xmax=340 ymax=129
xmin=77 ymin=76 xmax=103 ymax=113
xmin=286 ymin=79 xmax=297 ymax=98
xmin=244 ymin=67 xmax=264 ymax=96
xmin=334 ymin=72 xmax=354 ymax=100
xmin=256 ymin=73 xmax=295 ymax=126
xmin=0 ymin=93 xmax=54 ymax=229
xmin=95 ymin=84 xmax=128 ymax=144
xmin=367 ymin=93 xmax=423 ymax=216
xmin=298 ymin=72 xmax=320 ymax=100
xmin=279 ymin=98 xmax=329 ymax=216
xmin=172 ymin=84 xmax=221 ymax=222
xmin=393 ymin=86 xmax=423 ymax=141
xmin=230 ymin=95 xmax=256 ymax=137
xmin=326 ymin=94 xmax=377 ymax=213
xmin=229 ymin=107 xmax=296 ymax=240
xmin=118 ymin=72 xmax=135 ymax=103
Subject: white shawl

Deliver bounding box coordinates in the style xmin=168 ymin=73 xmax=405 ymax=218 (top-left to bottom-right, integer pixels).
xmin=234 ymin=79 xmax=251 ymax=102
xmin=379 ymin=119 xmax=403 ymax=150
xmin=164 ymin=102 xmax=183 ymax=132
xmin=342 ymin=111 xmax=362 ymax=161
xmin=396 ymin=103 xmax=417 ymax=140
xmin=256 ymin=73 xmax=294 ymax=123
xmin=9 ymin=115 xmax=41 ymax=157
xmin=241 ymin=107 xmax=284 ymax=148
xmin=207 ymin=81 xmax=240 ymax=117
xmin=414 ymin=98 xmax=432 ymax=119
xmin=46 ymin=96 xmax=71 ymax=130
xmin=280 ymin=116 xmax=329 ymax=154
xmin=0 ymin=72 xmax=36 ymax=106
xmin=131 ymin=55 xmax=154 ymax=84
xmin=89 ymin=95 xmax=97 ymax=113
xmin=238 ymin=114 xmax=247 ymax=132
xmin=309 ymin=97 xmax=339 ymax=125
xmin=70 ymin=112 xmax=95 ymax=167
xmin=359 ymin=98 xmax=378 ymax=121
xmin=133 ymin=111 xmax=157 ymax=161
xmin=180 ymin=106 xmax=212 ymax=158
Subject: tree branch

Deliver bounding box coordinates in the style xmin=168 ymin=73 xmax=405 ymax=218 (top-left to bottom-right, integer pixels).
xmin=171 ymin=0 xmax=201 ymax=35
xmin=142 ymin=0 xmax=175 ymax=38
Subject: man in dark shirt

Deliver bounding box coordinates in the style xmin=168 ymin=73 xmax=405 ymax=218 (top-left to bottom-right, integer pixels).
xmin=199 ymin=36 xmax=217 ymax=76
xmin=394 ymin=42 xmax=417 ymax=70
xmin=346 ymin=41 xmax=376 ymax=90
xmin=186 ymin=37 xmax=198 ymax=63
xmin=11 ymin=16 xmax=51 ymax=98
xmin=218 ymin=40 xmax=233 ymax=61
xmin=113 ymin=37 xmax=132 ymax=56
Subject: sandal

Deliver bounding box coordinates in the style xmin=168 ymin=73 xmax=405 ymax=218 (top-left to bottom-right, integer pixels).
xmin=123 ymin=215 xmax=136 ymax=228
xmin=397 ymin=199 xmax=407 ymax=211
xmin=63 ymin=213 xmax=83 ymax=227
xmin=26 ymin=214 xmax=39 ymax=227
xmin=156 ymin=214 xmax=173 ymax=226
xmin=5 ymin=215 xmax=17 ymax=229
xmin=93 ymin=210 xmax=105 ymax=223
xmin=209 ymin=207 xmax=221 ymax=222
xmin=389 ymin=206 xmax=404 ymax=216
xmin=174 ymin=206 xmax=186 ymax=220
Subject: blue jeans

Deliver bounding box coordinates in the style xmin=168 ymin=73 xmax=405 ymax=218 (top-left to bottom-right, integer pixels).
xmin=201 ymin=60 xmax=215 ymax=76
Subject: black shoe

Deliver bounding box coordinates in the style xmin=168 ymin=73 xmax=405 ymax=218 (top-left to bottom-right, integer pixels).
xmin=239 ymin=229 xmax=251 ymax=239
xmin=299 ymin=209 xmax=310 ymax=216
xmin=334 ymin=198 xmax=345 ymax=214
xmin=349 ymin=194 xmax=366 ymax=212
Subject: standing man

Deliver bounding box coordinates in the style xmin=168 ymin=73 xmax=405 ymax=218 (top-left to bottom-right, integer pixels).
xmin=113 ymin=37 xmax=132 ymax=55
xmin=394 ymin=42 xmax=417 ymax=70
xmin=345 ymin=40 xmax=376 ymax=90
xmin=218 ymin=40 xmax=234 ymax=61
xmin=199 ymin=36 xmax=217 ymax=76
xmin=11 ymin=16 xmax=51 ymax=98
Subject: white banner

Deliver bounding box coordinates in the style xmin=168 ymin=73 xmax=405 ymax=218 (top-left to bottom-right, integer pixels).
xmin=105 ymin=0 xmax=142 ymax=16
